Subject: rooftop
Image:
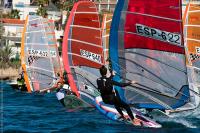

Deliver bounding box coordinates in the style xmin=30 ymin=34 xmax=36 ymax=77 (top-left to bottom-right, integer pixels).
xmin=1 ymin=18 xmax=25 ymax=25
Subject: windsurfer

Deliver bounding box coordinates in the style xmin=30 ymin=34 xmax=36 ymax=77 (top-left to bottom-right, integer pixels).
xmin=56 ymin=82 xmax=66 ymax=106
xmin=96 ymin=65 xmax=141 ymax=126
xmin=56 ymin=82 xmax=77 ymax=107
xmin=62 ymin=71 xmax=72 ymax=91
xmin=17 ymin=70 xmax=27 ymax=91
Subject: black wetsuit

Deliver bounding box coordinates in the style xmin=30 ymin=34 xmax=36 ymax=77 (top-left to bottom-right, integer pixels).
xmin=96 ymin=76 xmax=135 ymax=120
xmin=60 ymin=98 xmax=65 ymax=107
xmin=63 ymin=73 xmax=69 ymax=84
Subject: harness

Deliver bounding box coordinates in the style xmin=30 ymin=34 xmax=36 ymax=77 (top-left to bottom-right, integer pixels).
xmin=97 ymin=77 xmax=113 ymax=96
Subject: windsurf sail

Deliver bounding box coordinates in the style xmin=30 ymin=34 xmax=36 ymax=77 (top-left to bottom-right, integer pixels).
xmin=101 ymin=13 xmax=113 ymax=63
xmin=184 ymin=3 xmax=200 ymax=81
xmin=183 ymin=3 xmax=200 ymax=109
xmin=62 ymin=1 xmax=103 ymax=103
xmin=21 ymin=15 xmax=62 ymax=92
xmin=109 ymin=0 xmax=192 ymax=111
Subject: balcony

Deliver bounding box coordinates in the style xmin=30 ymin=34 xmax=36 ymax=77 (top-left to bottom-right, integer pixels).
xmin=3 ymin=31 xmax=22 ymax=42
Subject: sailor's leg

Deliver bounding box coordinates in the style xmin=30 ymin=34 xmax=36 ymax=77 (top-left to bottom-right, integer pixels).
xmin=59 ymin=98 xmax=65 ymax=107
xmin=114 ymin=104 xmax=124 ymax=117
xmin=111 ymin=95 xmax=124 ymax=117
xmin=118 ymin=99 xmax=135 ymax=120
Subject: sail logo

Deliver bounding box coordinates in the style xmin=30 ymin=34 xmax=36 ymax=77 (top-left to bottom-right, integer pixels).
xmin=31 ymin=23 xmax=38 ymax=27
xmin=80 ymin=49 xmax=102 ymax=64
xmin=28 ymin=49 xmax=56 ymax=57
xmin=190 ymin=53 xmax=200 ymax=62
xmin=136 ymin=24 xmax=181 ymax=45
xmin=196 ymin=47 xmax=200 ymax=54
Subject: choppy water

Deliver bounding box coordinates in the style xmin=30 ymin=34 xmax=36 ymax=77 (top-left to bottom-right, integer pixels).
xmin=1 ymin=82 xmax=200 ymax=133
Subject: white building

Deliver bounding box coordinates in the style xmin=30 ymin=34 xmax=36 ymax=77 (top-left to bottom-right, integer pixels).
xmin=1 ymin=18 xmax=24 ymax=59
xmin=12 ymin=0 xmax=38 ymax=20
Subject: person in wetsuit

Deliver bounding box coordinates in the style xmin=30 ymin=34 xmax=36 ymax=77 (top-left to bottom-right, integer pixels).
xmin=17 ymin=71 xmax=27 ymax=91
xmin=96 ymin=65 xmax=141 ymax=125
xmin=56 ymin=82 xmax=76 ymax=107
xmin=56 ymin=82 xmax=66 ymax=106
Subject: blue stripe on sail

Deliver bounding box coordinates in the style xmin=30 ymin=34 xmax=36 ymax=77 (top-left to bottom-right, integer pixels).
xmin=171 ymin=85 xmax=189 ymax=109
xmin=109 ymin=0 xmax=126 ymax=102
xmin=136 ymin=86 xmax=190 ymax=110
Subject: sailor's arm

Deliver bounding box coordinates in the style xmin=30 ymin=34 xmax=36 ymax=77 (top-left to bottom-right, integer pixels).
xmin=39 ymin=84 xmax=58 ymax=93
xmin=111 ymin=80 xmax=137 ymax=87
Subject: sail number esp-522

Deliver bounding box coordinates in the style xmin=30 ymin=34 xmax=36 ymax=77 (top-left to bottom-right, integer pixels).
xmin=28 ymin=49 xmax=56 ymax=57
xmin=136 ymin=24 xmax=181 ymax=45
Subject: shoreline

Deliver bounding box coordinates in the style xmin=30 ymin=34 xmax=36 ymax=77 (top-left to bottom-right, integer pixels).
xmin=0 ymin=68 xmax=19 ymax=81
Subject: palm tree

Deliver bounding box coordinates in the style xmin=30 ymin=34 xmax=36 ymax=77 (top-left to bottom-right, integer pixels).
xmin=0 ymin=44 xmax=13 ymax=68
xmin=36 ymin=7 xmax=48 ymax=17
xmin=36 ymin=0 xmax=49 ymax=6
xmin=9 ymin=9 xmax=20 ymax=19
xmin=62 ymin=0 xmax=78 ymax=11
xmin=36 ymin=0 xmax=49 ymax=17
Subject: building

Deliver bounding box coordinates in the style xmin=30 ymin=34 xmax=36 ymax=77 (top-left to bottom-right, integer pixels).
xmin=1 ymin=18 xmax=25 ymax=59
xmin=95 ymin=0 xmax=117 ymax=12
xmin=3 ymin=0 xmax=12 ymax=8
xmin=47 ymin=1 xmax=61 ymax=21
xmin=12 ymin=0 xmax=38 ymax=20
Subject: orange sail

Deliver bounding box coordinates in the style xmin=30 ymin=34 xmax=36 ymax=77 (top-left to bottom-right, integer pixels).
xmin=183 ymin=3 xmax=200 ymax=109
xmin=184 ymin=4 xmax=200 ymax=67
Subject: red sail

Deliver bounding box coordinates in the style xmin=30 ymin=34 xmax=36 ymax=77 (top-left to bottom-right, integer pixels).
xmin=62 ymin=1 xmax=103 ymax=97
xmin=124 ymin=0 xmax=184 ymax=54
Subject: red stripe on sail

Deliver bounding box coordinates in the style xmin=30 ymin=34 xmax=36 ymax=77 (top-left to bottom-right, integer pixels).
xmin=124 ymin=0 xmax=184 ymax=54
xmin=72 ymin=56 xmax=102 ymax=68
xmin=127 ymin=0 xmax=181 ymax=20
xmin=72 ymin=27 xmax=101 ymax=46
xmin=76 ymin=3 xmax=96 ymax=12
xmin=124 ymin=33 xmax=184 ymax=53
xmin=71 ymin=41 xmax=103 ymax=68
xmin=74 ymin=14 xmax=99 ymax=28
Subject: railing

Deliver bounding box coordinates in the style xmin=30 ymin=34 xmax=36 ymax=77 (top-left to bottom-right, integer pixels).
xmin=3 ymin=31 xmax=22 ymax=38
xmin=95 ymin=0 xmax=117 ymax=12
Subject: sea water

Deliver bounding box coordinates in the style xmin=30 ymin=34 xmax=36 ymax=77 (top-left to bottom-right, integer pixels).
xmin=1 ymin=82 xmax=200 ymax=133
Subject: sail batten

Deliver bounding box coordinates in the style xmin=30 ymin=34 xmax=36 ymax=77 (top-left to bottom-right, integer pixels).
xmin=123 ymin=11 xmax=181 ymax=22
